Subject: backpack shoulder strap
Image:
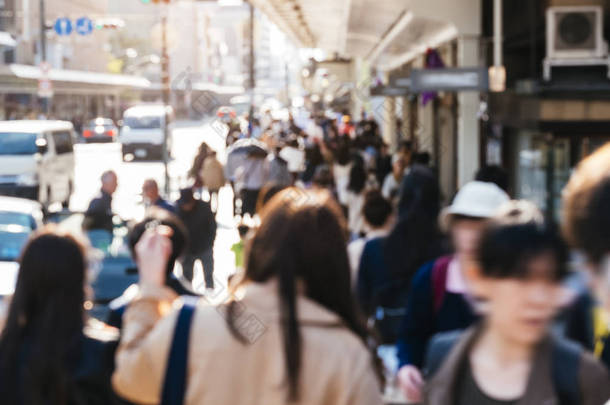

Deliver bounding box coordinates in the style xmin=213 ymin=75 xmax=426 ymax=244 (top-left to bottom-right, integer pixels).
xmin=552 ymin=337 xmax=581 ymax=405
xmin=161 ymin=298 xmax=198 ymax=405
xmin=431 ymin=256 xmax=452 ymax=314
xmin=424 ymin=329 xmax=462 ymax=378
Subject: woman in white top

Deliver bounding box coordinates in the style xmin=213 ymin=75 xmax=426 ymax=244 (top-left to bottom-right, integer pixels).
xmin=345 ymin=161 xmax=368 ymax=239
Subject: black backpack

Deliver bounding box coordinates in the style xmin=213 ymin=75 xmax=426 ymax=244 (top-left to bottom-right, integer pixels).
xmin=424 ymin=330 xmax=582 ymax=405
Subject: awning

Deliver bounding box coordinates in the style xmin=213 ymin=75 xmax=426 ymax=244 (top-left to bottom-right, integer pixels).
xmin=6 ymin=64 xmax=150 ymax=88
xmin=250 ymin=0 xmax=478 ymax=71
xmin=0 ymin=64 xmax=151 ymax=95
xmin=0 ymin=32 xmax=17 ymax=48
xmin=145 ymin=81 xmax=244 ymax=95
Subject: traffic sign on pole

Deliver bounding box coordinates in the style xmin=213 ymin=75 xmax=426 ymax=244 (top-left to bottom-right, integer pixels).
xmin=75 ymin=17 xmax=93 ymax=35
xmin=54 ymin=18 xmax=72 ymax=36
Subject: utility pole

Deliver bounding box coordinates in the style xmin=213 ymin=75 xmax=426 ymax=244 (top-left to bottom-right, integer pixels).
xmin=248 ymin=1 xmax=255 ymax=136
xmin=161 ymin=11 xmax=170 ymax=196
xmin=39 ymin=0 xmax=49 ymax=116
xmin=39 ymin=0 xmax=46 ymax=61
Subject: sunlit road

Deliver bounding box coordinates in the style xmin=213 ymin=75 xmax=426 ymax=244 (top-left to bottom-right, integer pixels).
xmin=70 ymin=119 xmax=238 ymax=292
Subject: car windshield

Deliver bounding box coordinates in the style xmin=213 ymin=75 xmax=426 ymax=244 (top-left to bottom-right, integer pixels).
xmin=86 ymin=229 xmax=131 ymax=259
xmin=0 ymin=132 xmax=38 ymax=155
xmin=0 ymin=230 xmax=29 ymax=261
xmin=86 ymin=118 xmax=114 ymax=128
xmin=124 ymin=116 xmax=161 ymax=129
xmin=0 ymin=212 xmax=35 ymax=230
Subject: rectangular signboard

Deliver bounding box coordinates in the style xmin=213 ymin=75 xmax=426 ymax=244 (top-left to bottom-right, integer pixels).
xmin=369 ymin=86 xmax=409 ymax=97
xmin=410 ymin=67 xmax=489 ymax=92
xmin=390 ymin=77 xmax=412 ymax=88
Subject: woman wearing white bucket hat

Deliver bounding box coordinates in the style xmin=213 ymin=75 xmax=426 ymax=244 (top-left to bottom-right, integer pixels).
xmin=396 ymin=181 xmax=509 ymax=403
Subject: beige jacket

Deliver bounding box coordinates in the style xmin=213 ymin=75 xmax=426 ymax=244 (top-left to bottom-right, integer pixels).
xmin=112 ymin=281 xmax=383 ymax=405
xmin=200 ymin=157 xmax=225 ymax=191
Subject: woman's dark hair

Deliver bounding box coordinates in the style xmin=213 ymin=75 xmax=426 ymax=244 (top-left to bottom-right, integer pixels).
xmin=312 ymin=164 xmax=334 ymax=189
xmin=475 ymin=165 xmax=509 ymax=193
xmin=0 ymin=226 xmax=87 ymax=405
xmin=363 ymin=190 xmax=393 ymax=228
xmin=384 ymin=166 xmax=443 ymax=282
xmin=226 ymin=188 xmax=380 ymax=400
xmin=396 ymin=165 xmax=440 ymax=219
xmin=479 ymin=201 xmax=568 ymax=281
xmin=128 ymin=207 xmax=188 ymax=277
xmin=413 ymin=151 xmax=431 ymax=166
xmin=347 ymin=162 xmax=366 ymax=194
xmin=256 ymin=183 xmax=287 ymax=213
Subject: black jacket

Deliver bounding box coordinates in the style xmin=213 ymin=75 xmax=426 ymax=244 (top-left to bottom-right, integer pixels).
xmin=107 ymin=276 xmax=200 ymax=330
xmin=0 ymin=320 xmax=127 ymax=405
xmin=84 ymin=190 xmax=113 ymax=232
xmin=178 ymin=200 xmax=217 ymax=254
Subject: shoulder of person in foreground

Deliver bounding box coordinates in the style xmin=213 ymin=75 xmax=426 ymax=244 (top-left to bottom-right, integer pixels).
xmin=112 ymin=284 xmax=180 ymax=404
xmin=578 ymin=348 xmax=610 ymax=405
xmin=298 ymin=312 xmax=384 ymax=405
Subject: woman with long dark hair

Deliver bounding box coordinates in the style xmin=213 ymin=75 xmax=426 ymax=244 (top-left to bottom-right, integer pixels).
xmin=344 ymin=161 xmax=369 ymax=239
xmin=113 ymin=188 xmax=383 ymax=405
xmin=0 ymin=226 xmax=119 ymax=405
xmin=357 ymin=166 xmax=444 ymax=343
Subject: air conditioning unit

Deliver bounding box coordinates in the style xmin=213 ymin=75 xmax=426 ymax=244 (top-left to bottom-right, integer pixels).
xmin=544 ymin=6 xmax=610 ymax=80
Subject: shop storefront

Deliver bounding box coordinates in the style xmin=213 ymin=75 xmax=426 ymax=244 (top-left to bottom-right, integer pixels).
xmin=489 ymin=92 xmax=610 ymax=219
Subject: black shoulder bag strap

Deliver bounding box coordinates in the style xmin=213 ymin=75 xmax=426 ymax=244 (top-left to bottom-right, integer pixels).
xmin=161 ymin=298 xmax=198 ymax=405
xmin=552 ymin=337 xmax=581 ymax=405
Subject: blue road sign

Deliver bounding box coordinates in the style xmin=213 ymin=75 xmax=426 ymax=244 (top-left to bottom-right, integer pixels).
xmin=75 ymin=17 xmax=93 ymax=35
xmin=54 ymin=18 xmax=72 ymax=36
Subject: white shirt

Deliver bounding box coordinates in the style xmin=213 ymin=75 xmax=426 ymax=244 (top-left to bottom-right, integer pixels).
xmin=347 ymin=229 xmax=389 ymax=287
xmin=333 ymin=163 xmax=352 ymax=205
xmin=381 ymin=173 xmax=400 ymax=200
xmin=279 ymin=146 xmax=305 ymax=173
xmin=345 ymin=190 xmax=365 ymax=236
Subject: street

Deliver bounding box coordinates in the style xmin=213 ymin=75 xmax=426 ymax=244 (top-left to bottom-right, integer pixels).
xmin=2 ymin=0 xmax=610 ymax=402
xmin=70 ymin=119 xmax=238 ymax=294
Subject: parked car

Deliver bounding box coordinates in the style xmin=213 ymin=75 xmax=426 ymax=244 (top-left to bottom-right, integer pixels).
xmin=81 ymin=117 xmax=118 ymax=143
xmin=51 ymin=212 xmax=137 ymax=321
xmin=119 ymin=104 xmax=173 ymax=161
xmin=0 ymin=196 xmax=44 ymax=298
xmin=0 ymin=120 xmax=76 ymax=210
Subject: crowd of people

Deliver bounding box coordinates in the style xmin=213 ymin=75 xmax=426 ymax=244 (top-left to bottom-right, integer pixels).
xmin=0 ymin=109 xmax=610 ymax=405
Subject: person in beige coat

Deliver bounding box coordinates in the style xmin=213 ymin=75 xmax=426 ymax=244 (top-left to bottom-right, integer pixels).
xmin=200 ymin=151 xmax=225 ymax=212
xmin=112 ymin=188 xmax=383 ymax=405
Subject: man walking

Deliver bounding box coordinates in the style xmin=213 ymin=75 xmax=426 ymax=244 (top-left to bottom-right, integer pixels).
xmin=83 ymin=170 xmax=117 ymax=233
xmin=142 ymin=179 xmax=175 ymax=214
xmin=176 ymin=187 xmax=216 ymax=290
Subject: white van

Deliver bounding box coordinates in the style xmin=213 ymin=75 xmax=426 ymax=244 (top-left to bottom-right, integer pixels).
xmin=0 ymin=120 xmax=75 ymax=209
xmin=119 ymin=104 xmax=173 ymax=160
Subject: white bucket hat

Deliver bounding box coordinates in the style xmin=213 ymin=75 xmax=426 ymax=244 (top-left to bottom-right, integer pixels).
xmin=440 ymin=181 xmax=510 ymax=229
